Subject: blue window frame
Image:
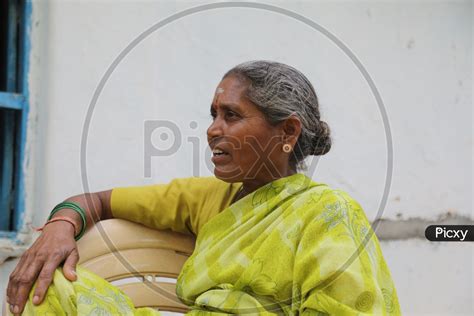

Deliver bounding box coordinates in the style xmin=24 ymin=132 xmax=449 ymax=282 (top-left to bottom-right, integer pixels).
xmin=0 ymin=0 xmax=31 ymax=238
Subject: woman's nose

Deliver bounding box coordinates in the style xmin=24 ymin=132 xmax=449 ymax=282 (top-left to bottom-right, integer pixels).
xmin=207 ymin=117 xmax=223 ymax=140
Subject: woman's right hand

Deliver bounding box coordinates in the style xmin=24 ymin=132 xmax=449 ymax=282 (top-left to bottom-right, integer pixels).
xmin=6 ymin=221 xmax=80 ymax=315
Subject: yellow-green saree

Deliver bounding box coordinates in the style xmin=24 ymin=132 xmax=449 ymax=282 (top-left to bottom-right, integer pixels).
xmin=19 ymin=173 xmax=401 ymax=315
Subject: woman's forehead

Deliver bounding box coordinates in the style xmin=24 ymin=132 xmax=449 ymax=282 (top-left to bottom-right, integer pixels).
xmin=213 ymin=76 xmax=248 ymax=105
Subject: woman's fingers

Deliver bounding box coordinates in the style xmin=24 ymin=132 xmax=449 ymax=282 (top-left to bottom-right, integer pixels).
xmin=7 ymin=252 xmax=44 ymax=315
xmin=6 ymin=251 xmax=28 ymax=303
xmin=32 ymin=258 xmax=62 ymax=305
xmin=6 ymin=223 xmax=77 ymax=314
xmin=7 ymin=252 xmax=33 ymax=314
xmin=62 ymin=248 xmax=79 ymax=281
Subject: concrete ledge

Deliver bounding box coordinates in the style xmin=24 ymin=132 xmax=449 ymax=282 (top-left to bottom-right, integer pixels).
xmin=373 ymin=213 xmax=473 ymax=240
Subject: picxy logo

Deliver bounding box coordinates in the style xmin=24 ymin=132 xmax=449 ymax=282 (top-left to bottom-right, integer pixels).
xmin=425 ymin=225 xmax=473 ymax=242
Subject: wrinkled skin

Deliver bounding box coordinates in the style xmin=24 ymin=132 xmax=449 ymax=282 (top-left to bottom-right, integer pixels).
xmin=7 ymin=221 xmax=78 ymax=315
xmin=207 ymin=75 xmax=301 ymax=194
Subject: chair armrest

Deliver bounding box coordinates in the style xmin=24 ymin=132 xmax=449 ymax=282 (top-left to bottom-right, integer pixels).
xmin=77 ymin=219 xmax=196 ymax=264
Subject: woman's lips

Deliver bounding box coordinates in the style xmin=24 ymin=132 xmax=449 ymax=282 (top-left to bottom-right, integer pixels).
xmin=211 ymin=152 xmax=231 ymax=164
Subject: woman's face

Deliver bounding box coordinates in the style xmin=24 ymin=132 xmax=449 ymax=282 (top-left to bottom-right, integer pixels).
xmin=207 ymin=75 xmax=289 ymax=186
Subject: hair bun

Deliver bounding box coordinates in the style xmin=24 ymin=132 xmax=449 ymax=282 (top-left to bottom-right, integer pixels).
xmin=310 ymin=120 xmax=332 ymax=156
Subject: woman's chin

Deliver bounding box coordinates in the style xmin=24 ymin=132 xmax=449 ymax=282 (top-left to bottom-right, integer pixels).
xmin=213 ymin=166 xmax=243 ymax=183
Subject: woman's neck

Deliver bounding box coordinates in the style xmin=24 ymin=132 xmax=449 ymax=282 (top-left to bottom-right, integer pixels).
xmin=240 ymin=168 xmax=297 ymax=197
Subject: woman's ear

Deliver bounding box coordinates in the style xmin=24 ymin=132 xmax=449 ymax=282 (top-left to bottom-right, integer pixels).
xmin=281 ymin=115 xmax=302 ymax=147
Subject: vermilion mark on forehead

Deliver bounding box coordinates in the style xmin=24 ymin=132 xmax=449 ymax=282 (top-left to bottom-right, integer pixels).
xmin=212 ymin=87 xmax=224 ymax=105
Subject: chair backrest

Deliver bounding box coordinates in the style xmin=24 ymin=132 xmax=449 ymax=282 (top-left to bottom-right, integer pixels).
xmin=76 ymin=219 xmax=196 ymax=313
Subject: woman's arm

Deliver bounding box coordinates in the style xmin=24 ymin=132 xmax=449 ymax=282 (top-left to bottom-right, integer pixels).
xmin=49 ymin=190 xmax=113 ymax=235
xmin=6 ymin=190 xmax=112 ymax=316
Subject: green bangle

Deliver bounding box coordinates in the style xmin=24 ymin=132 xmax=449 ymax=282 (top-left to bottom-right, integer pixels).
xmin=49 ymin=202 xmax=87 ymax=241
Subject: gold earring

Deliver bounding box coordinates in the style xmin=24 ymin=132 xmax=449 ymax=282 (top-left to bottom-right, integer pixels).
xmin=282 ymin=144 xmax=292 ymax=153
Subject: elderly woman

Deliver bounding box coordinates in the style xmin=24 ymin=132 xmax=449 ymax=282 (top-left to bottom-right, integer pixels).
xmin=7 ymin=61 xmax=401 ymax=315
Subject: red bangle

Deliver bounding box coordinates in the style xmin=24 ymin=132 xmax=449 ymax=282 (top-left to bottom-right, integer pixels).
xmin=35 ymin=216 xmax=78 ymax=235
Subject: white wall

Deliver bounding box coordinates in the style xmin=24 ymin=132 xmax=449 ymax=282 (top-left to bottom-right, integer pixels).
xmin=1 ymin=1 xmax=472 ymax=315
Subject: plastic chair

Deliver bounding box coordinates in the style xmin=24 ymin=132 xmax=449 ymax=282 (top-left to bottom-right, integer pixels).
xmin=76 ymin=219 xmax=196 ymax=313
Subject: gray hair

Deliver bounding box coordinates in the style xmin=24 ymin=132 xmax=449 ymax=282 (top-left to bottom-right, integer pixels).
xmin=223 ymin=60 xmax=331 ymax=169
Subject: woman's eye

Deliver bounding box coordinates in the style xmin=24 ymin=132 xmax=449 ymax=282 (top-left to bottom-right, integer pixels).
xmin=209 ymin=110 xmax=239 ymax=121
xmin=225 ymin=111 xmax=239 ymax=119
